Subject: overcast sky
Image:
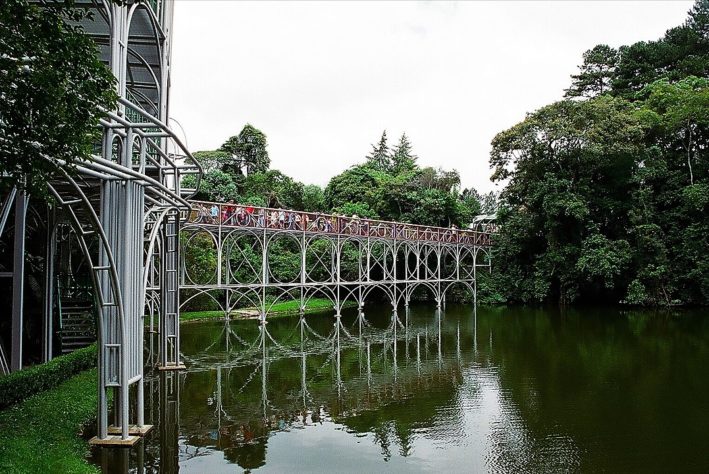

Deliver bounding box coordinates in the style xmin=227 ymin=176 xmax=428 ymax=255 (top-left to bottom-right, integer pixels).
xmin=170 ymin=1 xmax=694 ymax=193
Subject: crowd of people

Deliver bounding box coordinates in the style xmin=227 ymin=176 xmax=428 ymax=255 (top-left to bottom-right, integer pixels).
xmin=190 ymin=201 xmax=480 ymax=244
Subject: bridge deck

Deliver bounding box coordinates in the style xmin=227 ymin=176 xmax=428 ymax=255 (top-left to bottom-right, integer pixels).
xmin=186 ymin=200 xmax=493 ymax=247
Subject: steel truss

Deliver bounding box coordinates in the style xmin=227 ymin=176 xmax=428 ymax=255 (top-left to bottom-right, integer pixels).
xmin=179 ymin=202 xmax=493 ymax=325
xmin=0 ymin=0 xmax=202 ymax=446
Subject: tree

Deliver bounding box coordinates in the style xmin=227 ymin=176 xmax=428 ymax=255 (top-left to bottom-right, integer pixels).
xmin=192 ymin=150 xmax=232 ymax=173
xmin=243 ymin=170 xmax=303 ymax=209
xmin=642 ymin=76 xmax=709 ymax=185
xmin=687 ymin=0 xmax=709 ymax=38
xmin=194 ymin=169 xmax=240 ymax=202
xmin=565 ymin=44 xmax=618 ymax=98
xmin=391 ymin=133 xmax=417 ymax=174
xmin=365 ymin=130 xmax=392 ymax=171
xmin=0 ymin=0 xmax=117 ymax=197
xmin=332 ymin=201 xmax=379 ymax=219
xmin=220 ymin=124 xmax=270 ymax=175
xmin=490 ymin=96 xmax=647 ymax=304
xmin=324 ymin=164 xmax=383 ymax=210
xmin=302 ymin=184 xmax=326 ymax=212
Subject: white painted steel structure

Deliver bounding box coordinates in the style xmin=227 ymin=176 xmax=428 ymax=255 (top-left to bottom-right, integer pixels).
xmin=0 ymin=0 xmax=201 ymax=445
xmin=178 ymin=201 xmax=493 ymax=323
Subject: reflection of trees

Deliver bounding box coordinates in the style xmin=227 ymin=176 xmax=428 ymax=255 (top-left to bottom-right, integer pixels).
xmin=475 ymin=306 xmax=709 ymax=473
xmin=165 ymin=307 xmax=472 ymax=469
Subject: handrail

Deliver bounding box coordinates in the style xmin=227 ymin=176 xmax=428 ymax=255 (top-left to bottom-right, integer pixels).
xmin=184 ymin=200 xmax=494 ymax=246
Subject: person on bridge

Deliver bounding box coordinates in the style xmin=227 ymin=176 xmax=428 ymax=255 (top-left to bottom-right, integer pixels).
xmin=236 ymin=206 xmax=246 ymax=225
xmin=225 ymin=200 xmax=236 ymax=225
xmin=245 ymin=206 xmax=254 ymax=226
xmin=351 ymin=214 xmax=360 ymax=235
xmin=257 ymin=208 xmax=265 ymax=228
xmin=278 ymin=210 xmax=285 ymax=228
xmin=210 ymin=204 xmax=219 ymax=223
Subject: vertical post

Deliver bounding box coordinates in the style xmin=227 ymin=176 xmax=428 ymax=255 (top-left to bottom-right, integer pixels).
xmin=335 ymin=234 xmax=341 ymax=315
xmin=10 ymin=191 xmax=28 ymax=372
xmin=261 ymin=228 xmax=267 ymax=321
xmin=473 ymin=248 xmax=478 ymax=307
xmin=300 ymin=229 xmax=306 ymax=313
xmin=435 ymin=244 xmax=442 ymax=309
xmin=217 ymin=209 xmax=223 ymax=286
xmin=42 ymin=207 xmax=56 ymax=362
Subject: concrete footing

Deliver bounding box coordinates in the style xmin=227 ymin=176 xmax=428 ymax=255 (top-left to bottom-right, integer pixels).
xmin=89 ymin=435 xmax=140 ymax=447
xmin=108 ymin=424 xmax=154 ymax=436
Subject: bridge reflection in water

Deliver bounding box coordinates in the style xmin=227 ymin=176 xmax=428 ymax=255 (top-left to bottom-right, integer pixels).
xmin=93 ymin=304 xmax=495 ymax=472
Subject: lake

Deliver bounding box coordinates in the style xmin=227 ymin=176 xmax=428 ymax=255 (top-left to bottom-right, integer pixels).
xmin=94 ymin=304 xmax=709 ymax=473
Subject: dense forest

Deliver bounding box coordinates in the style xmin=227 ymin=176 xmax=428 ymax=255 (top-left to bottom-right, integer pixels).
xmin=184 ymin=128 xmax=497 ymax=228
xmin=489 ymin=0 xmax=709 ymax=306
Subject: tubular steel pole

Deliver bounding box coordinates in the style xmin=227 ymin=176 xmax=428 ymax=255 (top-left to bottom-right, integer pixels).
xmin=10 ymin=192 xmax=28 ymax=372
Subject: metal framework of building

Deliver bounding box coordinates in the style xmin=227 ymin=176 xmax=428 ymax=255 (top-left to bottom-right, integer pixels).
xmin=0 ymin=0 xmax=494 ymax=450
xmin=0 ymin=0 xmax=201 ymax=445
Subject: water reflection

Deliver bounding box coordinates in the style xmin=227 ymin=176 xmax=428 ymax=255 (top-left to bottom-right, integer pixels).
xmin=94 ymin=305 xmax=709 ymax=473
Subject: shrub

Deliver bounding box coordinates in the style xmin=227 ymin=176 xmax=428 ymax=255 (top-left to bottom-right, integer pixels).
xmin=0 ymin=344 xmax=96 ymax=409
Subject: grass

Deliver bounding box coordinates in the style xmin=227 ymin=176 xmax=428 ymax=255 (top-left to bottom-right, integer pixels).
xmin=180 ymin=297 xmax=357 ymax=323
xmin=0 ymin=369 xmax=99 ymax=474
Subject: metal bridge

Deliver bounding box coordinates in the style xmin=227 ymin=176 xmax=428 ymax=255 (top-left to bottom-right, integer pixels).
xmin=175 ymin=201 xmax=492 ymax=322
xmin=0 ymin=0 xmax=494 ymax=450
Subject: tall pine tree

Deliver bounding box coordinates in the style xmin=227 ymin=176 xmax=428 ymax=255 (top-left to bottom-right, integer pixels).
xmin=565 ymin=44 xmax=618 ymax=98
xmin=366 ymin=130 xmax=392 ymax=171
xmin=391 ymin=133 xmax=418 ymax=174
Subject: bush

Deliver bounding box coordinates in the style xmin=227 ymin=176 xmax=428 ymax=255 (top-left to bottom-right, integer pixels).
xmin=0 ymin=344 xmax=96 ymax=409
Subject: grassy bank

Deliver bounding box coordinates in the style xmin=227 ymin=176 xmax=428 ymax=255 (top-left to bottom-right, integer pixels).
xmin=0 ymin=369 xmax=99 ymax=474
xmin=181 ymin=297 xmax=356 ymax=323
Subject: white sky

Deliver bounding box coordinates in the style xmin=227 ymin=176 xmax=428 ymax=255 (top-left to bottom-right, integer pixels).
xmin=170 ymin=1 xmax=694 ymax=193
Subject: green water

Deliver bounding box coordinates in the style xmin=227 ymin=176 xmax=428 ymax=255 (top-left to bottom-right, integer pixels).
xmin=104 ymin=304 xmax=709 ymax=473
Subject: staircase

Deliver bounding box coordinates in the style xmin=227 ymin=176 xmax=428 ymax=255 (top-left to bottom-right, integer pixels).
xmin=59 ymin=302 xmax=96 ymax=354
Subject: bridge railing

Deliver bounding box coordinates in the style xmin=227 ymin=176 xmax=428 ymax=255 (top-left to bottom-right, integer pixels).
xmin=184 ymin=200 xmax=493 ymax=247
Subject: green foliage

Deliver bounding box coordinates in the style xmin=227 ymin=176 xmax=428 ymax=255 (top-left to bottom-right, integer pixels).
xmin=332 ymin=201 xmax=379 ymax=219
xmin=565 ymin=44 xmax=618 ymax=98
xmin=366 ymin=130 xmax=393 ymax=171
xmin=302 ymin=184 xmax=326 ymax=212
xmin=623 ymin=279 xmax=649 ymax=306
xmin=244 ymin=170 xmax=304 ymax=209
xmin=324 ymin=135 xmax=480 ymax=227
xmin=0 ymin=344 xmax=96 ymax=409
xmin=194 ymin=169 xmax=241 ymax=202
xmin=490 ymin=1 xmax=709 ymax=306
xmin=220 ymin=124 xmax=271 ymax=174
xmin=576 ymin=234 xmax=632 ymax=289
xmin=192 ymin=150 xmax=232 ymax=172
xmin=391 ymin=133 xmax=417 ymax=174
xmin=0 ymin=0 xmax=117 ymax=197
xmin=0 ymin=369 xmax=99 ymax=473
xmin=324 ymin=164 xmax=384 ymax=210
